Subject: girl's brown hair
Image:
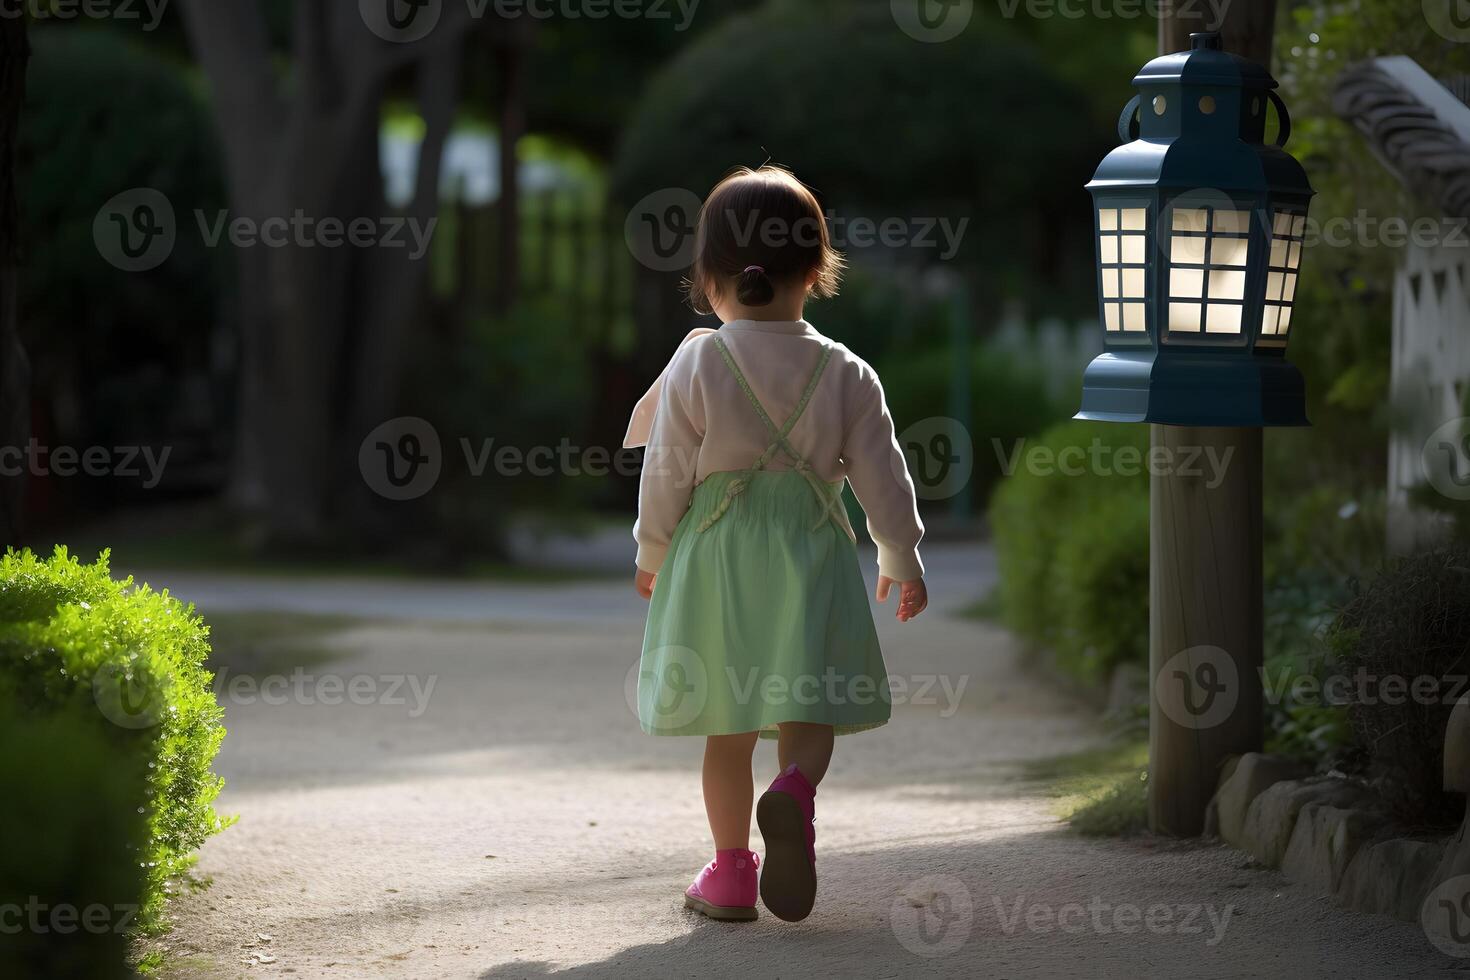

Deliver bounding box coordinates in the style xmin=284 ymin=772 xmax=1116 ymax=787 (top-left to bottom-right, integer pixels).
xmin=686 ymin=166 xmax=845 ymax=315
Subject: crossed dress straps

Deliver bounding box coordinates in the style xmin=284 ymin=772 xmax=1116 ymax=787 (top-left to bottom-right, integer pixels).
xmin=695 ymin=336 xmax=847 ymax=534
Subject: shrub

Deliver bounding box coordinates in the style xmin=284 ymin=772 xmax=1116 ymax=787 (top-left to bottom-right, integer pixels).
xmin=1052 ymin=488 xmax=1150 ymax=683
xmin=1323 ymin=547 xmax=1470 ymax=825
xmin=0 ymin=712 xmax=147 ymax=979
xmin=989 ymin=419 xmax=1149 ymax=675
xmin=0 ymin=547 xmax=228 ymax=931
xmin=877 ymin=344 xmax=1064 ymax=509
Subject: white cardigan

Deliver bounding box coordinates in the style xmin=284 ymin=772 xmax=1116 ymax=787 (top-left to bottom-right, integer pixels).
xmin=625 ymin=319 xmax=925 ymax=582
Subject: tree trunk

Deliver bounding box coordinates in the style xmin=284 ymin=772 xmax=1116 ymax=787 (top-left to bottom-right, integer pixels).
xmin=0 ymin=16 xmax=28 ymax=548
xmin=179 ymin=0 xmax=483 ymax=546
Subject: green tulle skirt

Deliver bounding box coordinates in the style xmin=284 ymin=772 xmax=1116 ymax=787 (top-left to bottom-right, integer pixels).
xmin=638 ymin=469 xmax=891 ymax=738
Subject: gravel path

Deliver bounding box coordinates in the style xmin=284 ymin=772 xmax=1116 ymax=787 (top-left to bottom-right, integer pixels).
xmin=147 ymin=542 xmax=1461 ymax=978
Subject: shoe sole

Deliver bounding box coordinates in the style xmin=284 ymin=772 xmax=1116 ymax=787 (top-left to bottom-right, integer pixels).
xmin=683 ymin=894 xmax=757 ymax=922
xmin=756 ymin=789 xmax=816 ymax=922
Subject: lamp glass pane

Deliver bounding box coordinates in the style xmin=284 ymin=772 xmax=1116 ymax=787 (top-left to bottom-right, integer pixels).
xmin=1171 ymin=268 xmax=1203 ymax=298
xmin=1209 ymin=269 xmax=1246 ymax=300
xmin=1169 ymin=303 xmax=1201 ymax=331
xmin=1172 ymin=234 xmax=1207 ymax=263
xmin=1123 ymin=303 xmax=1146 ymax=331
xmin=1205 ymin=304 xmax=1242 ymax=333
xmin=1211 ymin=237 xmax=1250 ymax=267
xmin=1120 ymin=208 xmax=1147 ymax=231
xmin=1099 ymin=208 xmax=1119 ymax=231
xmin=1173 ymin=208 xmax=1208 ymax=232
xmin=1264 ymin=207 xmax=1307 ymax=342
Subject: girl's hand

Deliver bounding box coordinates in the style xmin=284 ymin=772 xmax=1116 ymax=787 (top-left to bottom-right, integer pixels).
xmin=635 ymin=569 xmax=657 ymax=600
xmin=876 ymin=576 xmax=928 ymax=622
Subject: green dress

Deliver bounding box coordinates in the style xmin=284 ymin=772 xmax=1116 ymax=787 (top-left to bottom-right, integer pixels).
xmin=638 ymin=337 xmax=891 ymax=738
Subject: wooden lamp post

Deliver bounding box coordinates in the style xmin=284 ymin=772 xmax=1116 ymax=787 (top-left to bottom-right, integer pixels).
xmin=1076 ymin=32 xmax=1314 ymax=835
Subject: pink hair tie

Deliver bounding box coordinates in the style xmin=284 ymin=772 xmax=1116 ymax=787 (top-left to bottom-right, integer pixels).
xmin=742 ymin=265 xmax=765 ymax=274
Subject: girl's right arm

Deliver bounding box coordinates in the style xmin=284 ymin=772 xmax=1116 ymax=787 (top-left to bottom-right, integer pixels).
xmin=634 ymin=348 xmax=706 ymax=583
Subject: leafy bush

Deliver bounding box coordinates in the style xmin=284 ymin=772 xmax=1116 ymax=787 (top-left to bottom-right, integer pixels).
xmin=1322 ymin=547 xmax=1470 ymax=826
xmin=877 ymin=345 xmax=1064 ymax=510
xmin=989 ymin=420 xmax=1149 ymax=678
xmin=0 ymin=548 xmax=228 ymax=931
xmin=0 ymin=712 xmax=147 ymax=979
xmin=1051 ymin=489 xmax=1150 ymax=683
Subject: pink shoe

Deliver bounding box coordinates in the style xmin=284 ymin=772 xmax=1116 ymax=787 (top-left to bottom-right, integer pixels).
xmin=757 ymin=764 xmax=817 ymax=921
xmin=683 ymin=849 xmax=759 ymax=922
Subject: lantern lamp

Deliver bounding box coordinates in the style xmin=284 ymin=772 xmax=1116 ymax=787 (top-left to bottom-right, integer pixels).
xmin=1076 ymin=32 xmax=1314 ymax=427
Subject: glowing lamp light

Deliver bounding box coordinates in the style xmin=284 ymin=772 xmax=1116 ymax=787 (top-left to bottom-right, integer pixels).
xmin=1077 ymin=32 xmax=1314 ymax=426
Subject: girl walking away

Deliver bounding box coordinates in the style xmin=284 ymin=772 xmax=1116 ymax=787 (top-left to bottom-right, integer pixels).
xmin=624 ymin=166 xmax=928 ymax=923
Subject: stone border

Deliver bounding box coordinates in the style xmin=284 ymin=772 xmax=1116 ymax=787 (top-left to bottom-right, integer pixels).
xmin=1205 ymin=752 xmax=1468 ymax=926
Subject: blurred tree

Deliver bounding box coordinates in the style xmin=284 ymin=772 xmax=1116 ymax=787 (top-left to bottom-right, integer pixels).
xmin=610 ymin=0 xmax=1109 ymax=359
xmin=176 ymin=2 xmax=496 ymax=546
xmin=0 ymin=14 xmax=26 ymax=546
xmin=17 ymin=29 xmax=225 ymax=512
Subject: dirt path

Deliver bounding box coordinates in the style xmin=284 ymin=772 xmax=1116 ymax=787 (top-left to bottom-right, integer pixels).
xmin=150 ymin=543 xmax=1458 ymax=978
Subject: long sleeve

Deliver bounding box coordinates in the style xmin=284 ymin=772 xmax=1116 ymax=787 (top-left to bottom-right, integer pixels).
xmin=633 ymin=350 xmax=705 ymax=573
xmin=841 ymin=364 xmax=925 ymax=582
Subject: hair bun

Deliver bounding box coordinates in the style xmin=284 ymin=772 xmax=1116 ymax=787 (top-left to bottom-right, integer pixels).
xmin=735 ymin=265 xmax=775 ymax=307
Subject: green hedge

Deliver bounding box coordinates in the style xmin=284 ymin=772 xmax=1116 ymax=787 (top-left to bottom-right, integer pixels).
xmin=0 ymin=712 xmax=147 ymax=979
xmin=989 ymin=420 xmax=1149 ymax=683
xmin=0 ymin=548 xmax=228 ymax=935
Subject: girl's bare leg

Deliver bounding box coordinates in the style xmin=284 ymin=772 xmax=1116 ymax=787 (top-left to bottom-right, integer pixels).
xmin=703 ymin=731 xmax=761 ymax=849
xmin=776 ymin=722 xmax=835 ymax=786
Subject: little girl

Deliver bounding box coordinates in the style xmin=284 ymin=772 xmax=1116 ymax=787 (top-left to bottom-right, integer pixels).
xmin=624 ymin=166 xmax=927 ymax=923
